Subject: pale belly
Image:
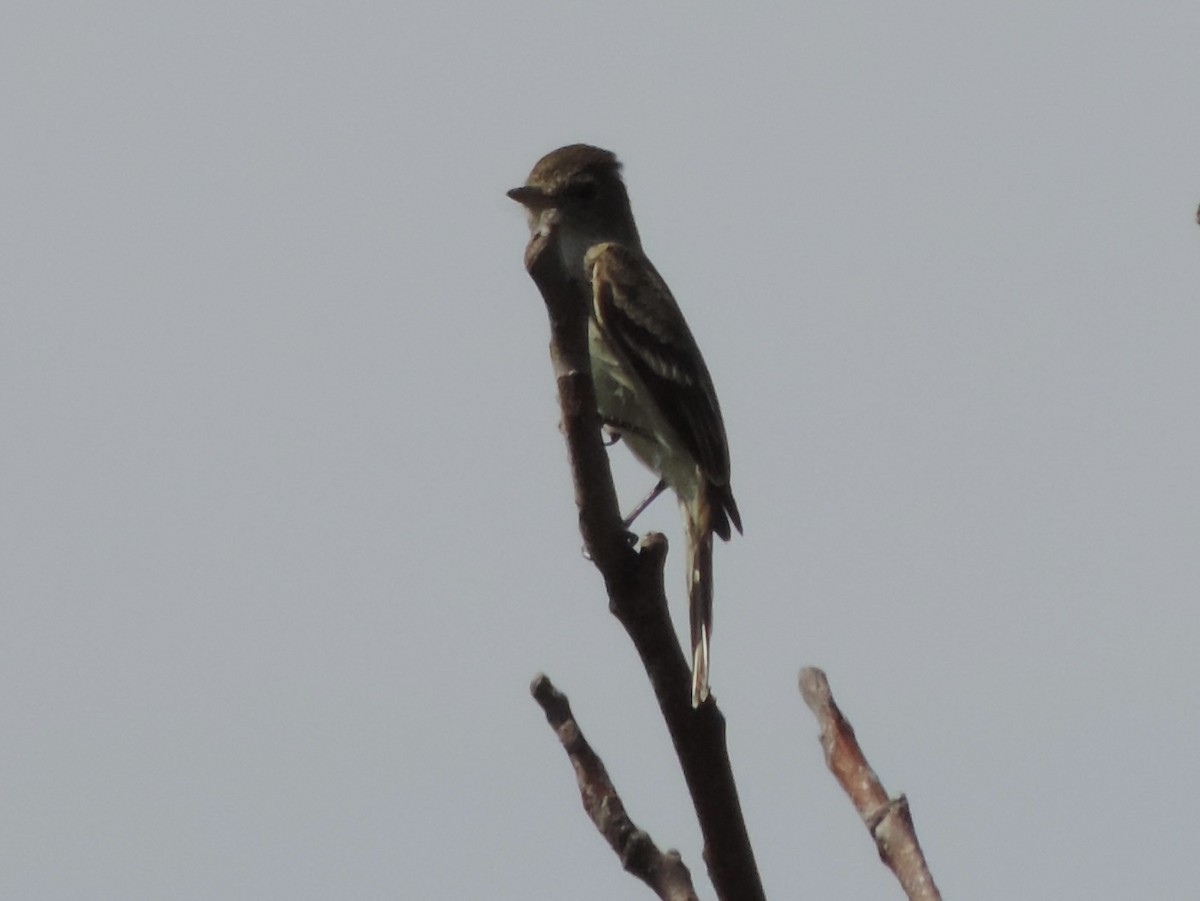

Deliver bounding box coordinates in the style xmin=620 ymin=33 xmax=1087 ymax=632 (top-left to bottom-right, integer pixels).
xmin=588 ymin=318 xmax=704 ymax=504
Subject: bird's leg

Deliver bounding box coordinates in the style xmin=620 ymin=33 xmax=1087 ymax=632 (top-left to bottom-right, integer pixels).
xmin=598 ymin=417 xmax=666 ymax=544
xmin=601 ymin=415 xmax=654 ymax=447
xmin=621 ymin=478 xmax=668 ymax=533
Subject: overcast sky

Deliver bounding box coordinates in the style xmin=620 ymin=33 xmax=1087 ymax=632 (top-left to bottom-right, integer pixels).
xmin=4 ymin=3 xmax=1199 ymax=899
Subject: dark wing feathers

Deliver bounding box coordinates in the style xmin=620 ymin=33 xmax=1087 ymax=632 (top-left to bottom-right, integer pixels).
xmin=589 ymin=243 xmax=740 ymax=538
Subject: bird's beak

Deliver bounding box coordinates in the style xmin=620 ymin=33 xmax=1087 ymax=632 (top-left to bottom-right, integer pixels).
xmin=506 ymin=185 xmax=552 ymax=209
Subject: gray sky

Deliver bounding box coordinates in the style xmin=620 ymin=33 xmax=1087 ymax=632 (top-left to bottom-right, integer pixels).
xmin=4 ymin=3 xmax=1198 ymax=898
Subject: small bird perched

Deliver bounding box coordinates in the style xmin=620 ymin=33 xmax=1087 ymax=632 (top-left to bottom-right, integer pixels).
xmin=508 ymin=144 xmax=741 ymax=707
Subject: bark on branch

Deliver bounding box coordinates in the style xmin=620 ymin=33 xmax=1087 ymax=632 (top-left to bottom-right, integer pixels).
xmin=521 ymin=217 xmax=764 ymax=901
xmin=799 ymin=667 xmax=942 ymax=901
xmin=531 ymin=674 xmax=700 ymax=901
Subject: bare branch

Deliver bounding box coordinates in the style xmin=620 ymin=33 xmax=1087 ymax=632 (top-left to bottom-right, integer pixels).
xmin=521 ymin=213 xmax=632 ymax=578
xmin=521 ymin=221 xmax=765 ymax=901
xmin=531 ymin=674 xmax=700 ymax=901
xmin=799 ymin=667 xmax=942 ymax=901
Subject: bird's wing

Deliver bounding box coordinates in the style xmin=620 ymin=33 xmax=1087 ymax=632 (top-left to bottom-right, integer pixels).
xmin=586 ymin=241 xmax=732 ymax=489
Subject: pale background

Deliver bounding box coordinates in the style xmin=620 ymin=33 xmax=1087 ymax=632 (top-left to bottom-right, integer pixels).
xmin=4 ymin=3 xmax=1198 ymax=899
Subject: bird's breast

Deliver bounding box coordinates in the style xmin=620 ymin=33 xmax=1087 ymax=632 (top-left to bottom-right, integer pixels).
xmin=588 ymin=320 xmax=703 ymax=502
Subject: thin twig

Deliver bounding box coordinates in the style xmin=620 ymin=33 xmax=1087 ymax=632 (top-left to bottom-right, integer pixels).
xmin=531 ymin=674 xmax=700 ymax=901
xmin=799 ymin=667 xmax=942 ymax=901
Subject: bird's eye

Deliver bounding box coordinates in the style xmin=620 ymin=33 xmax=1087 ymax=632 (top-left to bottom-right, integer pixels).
xmin=572 ymin=180 xmax=598 ymax=202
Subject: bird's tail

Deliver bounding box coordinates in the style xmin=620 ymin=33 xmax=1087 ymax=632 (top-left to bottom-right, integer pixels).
xmin=685 ymin=497 xmax=714 ymax=708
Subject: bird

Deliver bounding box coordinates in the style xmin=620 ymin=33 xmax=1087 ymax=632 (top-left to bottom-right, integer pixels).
xmin=508 ymin=144 xmax=741 ymax=706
